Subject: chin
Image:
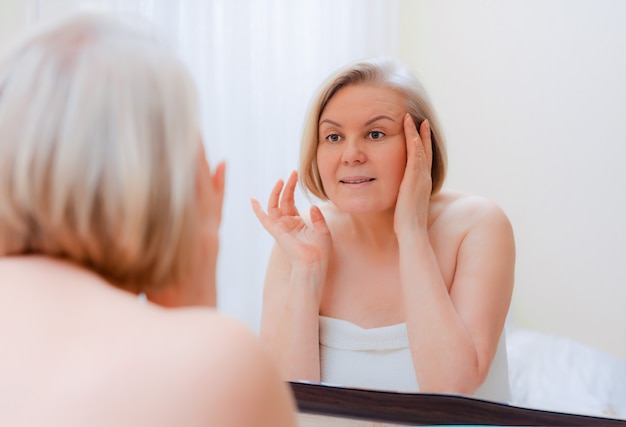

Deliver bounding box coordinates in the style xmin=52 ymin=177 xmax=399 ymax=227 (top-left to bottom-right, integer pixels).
xmin=333 ymin=199 xmax=393 ymax=215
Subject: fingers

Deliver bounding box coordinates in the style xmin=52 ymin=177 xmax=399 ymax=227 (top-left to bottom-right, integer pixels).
xmin=250 ymin=197 xmax=274 ymax=233
xmin=266 ymin=171 xmax=300 ymax=218
xmin=279 ymin=170 xmax=300 ymax=216
xmin=419 ymin=119 xmax=433 ymax=166
xmin=404 ymin=113 xmax=433 ymax=169
xmin=250 ymin=197 xmax=266 ymax=222
xmin=267 ymin=178 xmax=285 ymax=216
xmin=403 ymin=114 xmax=420 ymax=178
xmin=309 ymin=205 xmax=330 ymax=235
xmin=403 ymin=113 xmax=420 ymax=156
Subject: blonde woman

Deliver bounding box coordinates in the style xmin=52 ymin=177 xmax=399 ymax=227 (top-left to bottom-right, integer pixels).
xmin=253 ymin=58 xmax=515 ymax=402
xmin=0 ymin=13 xmax=296 ymax=427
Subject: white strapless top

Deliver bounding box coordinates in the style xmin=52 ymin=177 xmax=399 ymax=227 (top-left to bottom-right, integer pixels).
xmin=319 ymin=316 xmax=512 ymax=403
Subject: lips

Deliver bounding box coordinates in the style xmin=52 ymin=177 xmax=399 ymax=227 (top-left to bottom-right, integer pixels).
xmin=339 ymin=176 xmax=375 ymax=184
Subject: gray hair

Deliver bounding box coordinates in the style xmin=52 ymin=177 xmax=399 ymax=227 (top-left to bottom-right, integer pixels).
xmin=0 ymin=13 xmax=201 ymax=292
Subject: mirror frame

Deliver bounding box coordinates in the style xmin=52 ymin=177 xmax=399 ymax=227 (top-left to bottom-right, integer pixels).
xmin=290 ymin=382 xmax=626 ymax=426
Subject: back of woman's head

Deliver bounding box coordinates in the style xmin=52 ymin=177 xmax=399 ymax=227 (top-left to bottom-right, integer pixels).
xmin=0 ymin=13 xmax=201 ymax=293
xmin=300 ymin=57 xmax=448 ymax=200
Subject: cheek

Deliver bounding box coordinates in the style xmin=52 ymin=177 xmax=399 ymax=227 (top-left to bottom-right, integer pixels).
xmin=316 ymin=150 xmax=334 ymax=186
xmin=387 ymin=143 xmax=408 ymax=187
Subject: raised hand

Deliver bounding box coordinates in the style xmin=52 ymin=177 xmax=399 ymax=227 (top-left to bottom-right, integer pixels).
xmin=251 ymin=171 xmax=332 ymax=269
xmin=394 ymin=114 xmax=433 ymax=235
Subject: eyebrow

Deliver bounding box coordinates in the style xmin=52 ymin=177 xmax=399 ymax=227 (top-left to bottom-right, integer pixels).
xmin=318 ymin=118 xmax=342 ymax=128
xmin=365 ymin=115 xmax=396 ymax=126
xmin=318 ymin=115 xmax=397 ymax=128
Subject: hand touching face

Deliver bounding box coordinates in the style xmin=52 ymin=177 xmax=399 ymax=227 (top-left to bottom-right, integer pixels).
xmin=316 ymin=84 xmax=408 ymax=215
xmin=394 ymin=114 xmax=433 ymax=235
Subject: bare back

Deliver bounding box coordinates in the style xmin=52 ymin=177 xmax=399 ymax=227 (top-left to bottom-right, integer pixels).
xmin=0 ymin=257 xmax=296 ymax=427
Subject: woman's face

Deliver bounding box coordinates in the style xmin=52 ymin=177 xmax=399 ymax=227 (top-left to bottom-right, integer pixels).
xmin=316 ymin=84 xmax=407 ymax=215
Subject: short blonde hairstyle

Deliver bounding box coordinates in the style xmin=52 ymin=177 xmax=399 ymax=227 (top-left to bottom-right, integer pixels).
xmin=0 ymin=14 xmax=201 ymax=293
xmin=299 ymin=57 xmax=448 ymax=200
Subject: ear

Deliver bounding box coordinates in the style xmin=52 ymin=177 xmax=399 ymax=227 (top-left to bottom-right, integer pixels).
xmin=196 ymin=143 xmax=226 ymax=229
xmin=210 ymin=160 xmax=226 ymax=227
xmin=145 ymin=144 xmax=224 ymax=309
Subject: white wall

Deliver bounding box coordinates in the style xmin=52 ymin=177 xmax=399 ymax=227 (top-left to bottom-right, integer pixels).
xmin=399 ymin=0 xmax=626 ymax=359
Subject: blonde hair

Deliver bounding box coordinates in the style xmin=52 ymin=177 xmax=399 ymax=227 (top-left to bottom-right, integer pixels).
xmin=0 ymin=13 xmax=201 ymax=293
xmin=299 ymin=57 xmax=448 ymax=200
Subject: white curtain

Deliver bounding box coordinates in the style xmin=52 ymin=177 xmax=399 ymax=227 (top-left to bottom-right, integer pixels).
xmin=1 ymin=0 xmax=400 ymax=330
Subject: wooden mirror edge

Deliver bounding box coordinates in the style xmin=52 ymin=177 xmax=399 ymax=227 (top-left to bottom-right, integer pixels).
xmin=290 ymin=382 xmax=626 ymax=426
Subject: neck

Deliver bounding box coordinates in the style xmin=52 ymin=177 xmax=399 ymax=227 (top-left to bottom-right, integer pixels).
xmin=345 ymin=209 xmax=398 ymax=250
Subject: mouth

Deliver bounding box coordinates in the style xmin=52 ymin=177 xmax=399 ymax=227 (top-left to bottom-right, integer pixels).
xmin=339 ymin=177 xmax=375 ymax=184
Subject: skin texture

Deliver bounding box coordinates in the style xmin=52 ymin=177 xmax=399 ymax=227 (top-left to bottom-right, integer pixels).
xmin=0 ymin=151 xmax=297 ymax=427
xmin=252 ymin=84 xmax=515 ymax=394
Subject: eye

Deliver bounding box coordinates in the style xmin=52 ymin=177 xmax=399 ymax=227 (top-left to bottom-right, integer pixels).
xmin=325 ymin=134 xmax=342 ymax=143
xmin=368 ymin=130 xmax=385 ymax=140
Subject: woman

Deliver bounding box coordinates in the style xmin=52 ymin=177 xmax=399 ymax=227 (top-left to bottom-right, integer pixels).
xmin=0 ymin=13 xmax=297 ymax=426
xmin=252 ymin=58 xmax=515 ymax=401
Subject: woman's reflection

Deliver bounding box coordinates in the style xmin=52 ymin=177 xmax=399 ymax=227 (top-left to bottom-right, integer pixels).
xmin=251 ymin=58 xmax=515 ymax=402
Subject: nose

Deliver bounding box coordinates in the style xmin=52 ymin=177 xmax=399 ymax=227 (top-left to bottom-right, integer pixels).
xmin=340 ymin=139 xmax=366 ymax=165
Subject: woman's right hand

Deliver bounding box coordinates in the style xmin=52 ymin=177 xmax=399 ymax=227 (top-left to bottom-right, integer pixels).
xmin=254 ymin=171 xmax=329 ymax=381
xmin=251 ymin=171 xmax=332 ymax=270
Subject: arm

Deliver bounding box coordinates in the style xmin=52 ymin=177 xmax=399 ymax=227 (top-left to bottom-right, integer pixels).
xmin=399 ymin=201 xmax=514 ymax=394
xmin=395 ymin=115 xmax=515 ymax=394
xmin=251 ymin=171 xmax=332 ymax=381
xmin=259 ymin=243 xmax=324 ymax=381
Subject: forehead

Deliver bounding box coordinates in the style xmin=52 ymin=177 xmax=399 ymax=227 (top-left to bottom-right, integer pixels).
xmin=320 ymin=84 xmax=406 ymax=124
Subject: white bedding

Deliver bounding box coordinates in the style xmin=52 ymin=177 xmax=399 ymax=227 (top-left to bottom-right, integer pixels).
xmin=506 ymin=325 xmax=626 ymax=419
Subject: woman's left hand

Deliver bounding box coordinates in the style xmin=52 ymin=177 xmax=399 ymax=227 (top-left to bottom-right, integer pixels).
xmin=394 ymin=113 xmax=433 ymax=235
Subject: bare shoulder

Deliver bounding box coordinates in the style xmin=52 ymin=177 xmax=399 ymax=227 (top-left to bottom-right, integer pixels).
xmin=432 ymin=190 xmax=515 ymax=307
xmin=430 ymin=189 xmax=513 ymax=232
xmin=142 ymin=308 xmax=298 ymax=427
xmin=0 ymin=258 xmax=296 ymax=426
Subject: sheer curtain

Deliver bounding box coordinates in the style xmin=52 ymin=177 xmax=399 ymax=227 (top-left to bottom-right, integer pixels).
xmin=2 ymin=0 xmax=400 ymax=330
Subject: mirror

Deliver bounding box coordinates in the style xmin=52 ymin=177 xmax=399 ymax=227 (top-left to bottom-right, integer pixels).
xmin=2 ymin=0 xmax=623 ymax=422
xmin=236 ymin=0 xmax=626 ymax=421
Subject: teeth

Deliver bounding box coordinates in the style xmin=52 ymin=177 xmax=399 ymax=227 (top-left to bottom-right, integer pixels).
xmin=342 ymin=178 xmax=372 ymax=184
